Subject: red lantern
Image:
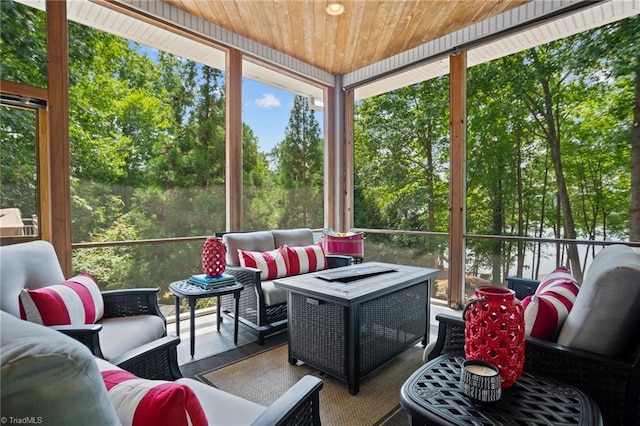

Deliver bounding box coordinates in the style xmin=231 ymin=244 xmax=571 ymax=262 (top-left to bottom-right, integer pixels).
xmin=464 ymin=286 xmax=525 ymax=388
xmin=202 ymin=237 xmax=226 ymax=277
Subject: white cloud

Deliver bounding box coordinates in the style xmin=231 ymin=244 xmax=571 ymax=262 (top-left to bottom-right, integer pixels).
xmin=255 ymin=93 xmax=281 ymax=108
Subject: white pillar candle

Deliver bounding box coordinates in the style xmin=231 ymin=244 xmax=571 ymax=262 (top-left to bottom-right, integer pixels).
xmin=465 ymin=364 xmax=498 ymax=376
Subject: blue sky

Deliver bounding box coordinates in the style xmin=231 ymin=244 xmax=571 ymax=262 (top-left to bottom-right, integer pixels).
xmin=242 ymin=79 xmax=294 ymax=153
xmin=242 ymin=78 xmax=324 ymax=153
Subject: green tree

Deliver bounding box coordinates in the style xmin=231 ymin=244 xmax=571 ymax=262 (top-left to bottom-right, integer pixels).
xmin=147 ymin=63 xmax=225 ymax=188
xmin=579 ymin=16 xmax=640 ymax=241
xmin=354 ymin=78 xmax=450 ymax=267
xmin=191 ymin=65 xmax=226 ymax=186
xmin=273 ymin=95 xmax=323 ymax=228
xmin=242 ymin=124 xmax=280 ymax=230
xmin=467 ymin=60 xmax=526 ymax=283
xmin=0 ymin=1 xmax=42 ymax=208
xmin=354 ymin=19 xmax=636 ymax=283
xmin=0 ymin=106 xmax=38 ymax=216
xmin=499 ymin=41 xmax=587 ymax=281
xmin=0 ymin=0 xmax=46 ymax=87
xmin=67 ymin=30 xmax=174 ymax=240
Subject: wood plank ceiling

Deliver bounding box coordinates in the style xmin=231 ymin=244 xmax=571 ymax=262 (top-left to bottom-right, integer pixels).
xmin=163 ymin=0 xmax=531 ymax=75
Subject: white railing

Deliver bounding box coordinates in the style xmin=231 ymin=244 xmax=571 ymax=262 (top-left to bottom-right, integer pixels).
xmin=0 ymin=208 xmax=38 ymax=237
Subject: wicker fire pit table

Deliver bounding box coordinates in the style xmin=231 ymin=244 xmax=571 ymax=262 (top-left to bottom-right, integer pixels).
xmin=274 ymin=262 xmax=439 ymax=395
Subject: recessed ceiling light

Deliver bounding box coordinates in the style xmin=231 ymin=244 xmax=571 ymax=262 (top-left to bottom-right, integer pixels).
xmin=326 ymin=3 xmax=345 ymax=16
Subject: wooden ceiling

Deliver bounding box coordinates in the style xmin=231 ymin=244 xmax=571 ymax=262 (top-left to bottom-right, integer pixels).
xmin=163 ymin=0 xmax=531 ymax=75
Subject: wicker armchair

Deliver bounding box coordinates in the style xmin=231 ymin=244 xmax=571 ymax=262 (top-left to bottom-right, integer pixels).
xmin=109 ymin=323 xmax=325 ymax=425
xmin=2 ymin=311 xmax=323 ymax=426
xmin=0 ymin=240 xmax=168 ymax=362
xmin=218 ymin=229 xmax=352 ymax=344
xmin=427 ymin=245 xmax=640 ymax=426
xmin=428 ymin=312 xmax=640 ymax=426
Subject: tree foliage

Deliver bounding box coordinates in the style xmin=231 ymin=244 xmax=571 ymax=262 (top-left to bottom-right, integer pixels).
xmin=354 ymin=78 xmax=450 ymax=267
xmin=355 ymin=18 xmax=638 ymax=282
xmin=272 ymin=95 xmax=324 ymax=228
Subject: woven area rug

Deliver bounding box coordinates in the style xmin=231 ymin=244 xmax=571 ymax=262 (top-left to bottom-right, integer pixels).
xmin=196 ymin=343 xmax=424 ymax=425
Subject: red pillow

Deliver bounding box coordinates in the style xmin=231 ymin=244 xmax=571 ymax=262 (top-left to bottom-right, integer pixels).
xmin=522 ymin=267 xmax=579 ymax=341
xmin=284 ymin=244 xmax=327 ymax=275
xmin=95 ymin=358 xmax=207 ymax=426
xmin=536 ymin=266 xmax=579 ymax=309
xmin=19 ymin=272 xmax=104 ymax=325
xmin=522 ymin=294 xmax=568 ymax=341
xmin=238 ymin=247 xmax=288 ymax=280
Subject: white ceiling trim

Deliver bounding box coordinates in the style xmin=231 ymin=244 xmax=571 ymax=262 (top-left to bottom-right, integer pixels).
xmin=354 ymin=0 xmax=640 ymax=101
xmin=242 ymin=60 xmax=324 ymax=101
xmin=346 ymin=0 xmax=586 ymax=89
xmin=468 ymin=0 xmax=640 ymax=68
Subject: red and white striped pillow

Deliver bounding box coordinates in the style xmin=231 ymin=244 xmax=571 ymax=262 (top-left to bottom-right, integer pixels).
xmin=536 ymin=267 xmax=580 ymax=307
xmin=522 ymin=267 xmax=580 ymax=341
xmin=19 ymin=272 xmax=104 ymax=325
xmin=95 ymin=358 xmax=207 ymax=426
xmin=522 ymin=294 xmax=568 ymax=341
xmin=238 ymin=247 xmax=288 ymax=280
xmin=284 ymin=244 xmax=327 ymax=275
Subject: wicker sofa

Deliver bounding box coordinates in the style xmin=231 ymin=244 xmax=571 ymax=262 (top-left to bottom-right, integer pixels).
xmin=427 ymin=244 xmax=640 ymax=426
xmin=1 ymin=311 xmax=324 ymax=426
xmin=219 ymin=228 xmax=352 ymax=344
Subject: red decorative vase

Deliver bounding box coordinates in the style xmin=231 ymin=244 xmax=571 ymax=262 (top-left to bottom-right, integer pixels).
xmin=202 ymin=237 xmax=226 ymax=277
xmin=463 ymin=286 xmax=525 ymax=388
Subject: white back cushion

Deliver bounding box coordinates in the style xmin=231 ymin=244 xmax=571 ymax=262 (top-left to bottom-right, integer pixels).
xmin=222 ymin=231 xmax=275 ymax=266
xmin=0 ymin=241 xmax=66 ymax=317
xmin=556 ymin=245 xmax=640 ymax=357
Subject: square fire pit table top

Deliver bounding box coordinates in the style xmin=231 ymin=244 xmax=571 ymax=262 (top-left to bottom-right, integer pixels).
xmin=273 ymin=261 xmax=440 ymax=306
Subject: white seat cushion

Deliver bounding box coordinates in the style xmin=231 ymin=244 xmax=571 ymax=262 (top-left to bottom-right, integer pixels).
xmin=176 ymin=378 xmax=266 ymax=426
xmin=271 ymin=228 xmax=315 ymax=248
xmin=0 ymin=240 xmax=66 ymax=317
xmin=99 ymin=315 xmax=166 ymax=360
xmin=260 ymin=280 xmax=288 ymax=306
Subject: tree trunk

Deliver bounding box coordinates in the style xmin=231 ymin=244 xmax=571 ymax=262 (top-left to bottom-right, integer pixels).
xmin=492 ymin=180 xmax=504 ymax=285
xmin=536 ymin=71 xmax=583 ymax=282
xmin=547 ymin=124 xmax=582 ymax=281
xmin=426 ymin=131 xmax=438 ymax=268
xmin=534 ymin=155 xmax=550 ymax=280
xmin=516 ymin=123 xmax=525 ymax=277
xmin=630 ymin=60 xmax=640 ymax=242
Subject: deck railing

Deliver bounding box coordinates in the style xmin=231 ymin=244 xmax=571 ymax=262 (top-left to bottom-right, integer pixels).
xmin=70 ymin=229 xmax=639 ymax=310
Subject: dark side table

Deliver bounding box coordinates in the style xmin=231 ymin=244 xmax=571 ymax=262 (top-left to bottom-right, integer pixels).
xmin=400 ymin=354 xmax=603 ymax=426
xmin=169 ymin=280 xmax=243 ymax=358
